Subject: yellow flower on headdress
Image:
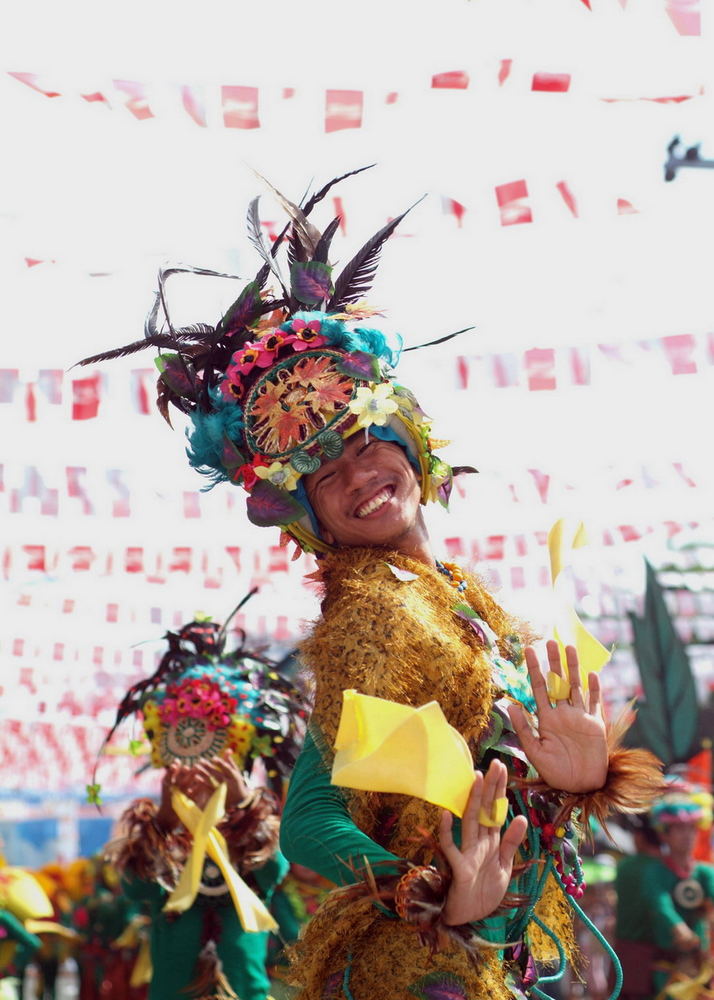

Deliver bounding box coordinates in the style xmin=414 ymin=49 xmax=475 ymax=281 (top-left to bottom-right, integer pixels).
xmin=348 ymin=383 xmax=398 ymax=428
xmin=254 ymin=461 xmax=300 ymax=491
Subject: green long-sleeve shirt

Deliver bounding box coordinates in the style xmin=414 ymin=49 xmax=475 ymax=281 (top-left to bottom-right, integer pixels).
xmin=280 ymin=728 xmax=399 ymax=886
xmin=122 ymin=852 xmax=288 ymax=1000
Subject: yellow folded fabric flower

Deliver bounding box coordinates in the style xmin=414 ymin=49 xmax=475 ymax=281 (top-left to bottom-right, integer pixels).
xmin=331 ymin=690 xmax=475 ymax=817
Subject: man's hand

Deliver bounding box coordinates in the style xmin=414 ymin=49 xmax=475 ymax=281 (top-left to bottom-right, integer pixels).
xmin=439 ymin=759 xmax=527 ymax=925
xmin=507 ymin=641 xmax=608 ymax=793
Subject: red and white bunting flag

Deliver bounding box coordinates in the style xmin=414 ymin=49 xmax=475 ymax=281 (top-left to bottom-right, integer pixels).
xmin=130 ymin=369 xmax=153 ymax=415
xmin=71 ymin=374 xmax=101 ymax=420
xmin=221 ymin=86 xmax=260 ymax=129
xmin=325 ymin=89 xmax=363 ymax=132
xmin=661 ymin=334 xmax=698 ymax=375
xmin=442 ymin=197 xmax=467 ymax=227
xmin=556 ymin=180 xmax=579 ymax=217
xmin=495 ymin=180 xmax=533 ymax=226
xmin=617 ymin=197 xmax=639 ymax=215
xmin=524 ymin=348 xmax=557 ymax=390
xmin=113 ymin=80 xmax=155 ymax=120
xmin=8 ymin=71 xmax=61 ymax=97
xmin=532 ymin=73 xmax=571 ymax=93
xmin=180 ymin=84 xmax=207 ymax=127
xmin=665 ymin=0 xmax=701 ymax=35
xmin=431 ymin=71 xmax=469 ymax=89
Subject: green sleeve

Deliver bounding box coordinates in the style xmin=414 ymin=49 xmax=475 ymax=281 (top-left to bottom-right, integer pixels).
xmin=0 ymin=910 xmax=41 ymax=952
xmin=280 ymin=727 xmax=399 ymax=885
xmin=644 ymin=864 xmax=688 ymax=948
xmin=120 ymin=872 xmax=167 ymax=907
xmin=697 ymin=862 xmax=714 ymax=900
xmin=253 ymin=850 xmax=290 ymax=905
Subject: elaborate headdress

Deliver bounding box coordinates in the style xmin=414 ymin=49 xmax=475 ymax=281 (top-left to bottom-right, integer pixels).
xmin=649 ymin=779 xmax=713 ymax=831
xmin=99 ymin=605 xmax=308 ymax=795
xmin=78 ymin=166 xmax=473 ymax=553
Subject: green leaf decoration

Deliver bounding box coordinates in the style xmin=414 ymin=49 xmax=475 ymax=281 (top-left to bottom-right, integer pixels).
xmin=290 ymin=261 xmax=334 ymax=306
xmin=452 ymin=601 xmax=476 ymax=619
xmin=129 ymin=739 xmax=146 ymax=757
xmin=86 ymin=783 xmax=103 ymax=806
xmin=217 ymin=280 xmax=263 ymax=336
xmin=317 ymin=430 xmax=344 ymax=459
xmin=625 ymin=559 xmax=700 ymax=766
xmin=155 ymin=353 xmax=198 ymax=401
xmin=290 ymin=450 xmax=322 ymax=475
xmin=246 ymin=480 xmax=306 ymax=527
xmin=336 ymin=351 xmax=381 ymax=381
xmin=222 ymin=435 xmax=246 ymax=471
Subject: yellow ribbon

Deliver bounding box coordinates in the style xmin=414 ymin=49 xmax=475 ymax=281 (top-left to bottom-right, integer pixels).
xmin=548 ymin=518 xmax=611 ymax=687
xmin=655 ymin=962 xmax=714 ymax=1000
xmin=478 ymin=797 xmax=509 ymax=828
xmin=331 ymin=690 xmax=475 ymax=817
xmin=130 ymin=937 xmax=153 ymax=988
xmin=24 ymin=920 xmax=77 ymax=939
xmin=164 ymin=783 xmax=277 ymax=933
xmin=546 ymin=671 xmax=571 ymax=702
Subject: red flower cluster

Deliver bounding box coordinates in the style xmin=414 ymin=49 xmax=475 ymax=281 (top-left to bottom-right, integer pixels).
xmin=158 ymin=674 xmax=237 ymax=731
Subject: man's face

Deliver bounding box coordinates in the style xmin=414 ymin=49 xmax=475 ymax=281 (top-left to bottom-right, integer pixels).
xmin=660 ymin=822 xmax=698 ymax=857
xmin=304 ymin=433 xmax=422 ymax=549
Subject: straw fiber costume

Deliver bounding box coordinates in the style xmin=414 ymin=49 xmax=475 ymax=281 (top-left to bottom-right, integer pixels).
xmin=79 ymin=167 xmax=663 ymax=998
xmin=101 ymin=618 xmax=307 ymax=1000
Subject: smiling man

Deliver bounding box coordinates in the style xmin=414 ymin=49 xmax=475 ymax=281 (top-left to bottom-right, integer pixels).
xmin=80 ymin=170 xmax=663 ymax=1000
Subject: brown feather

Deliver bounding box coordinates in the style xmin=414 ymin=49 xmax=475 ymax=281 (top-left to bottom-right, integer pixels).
xmin=185 ymin=942 xmax=238 ymax=999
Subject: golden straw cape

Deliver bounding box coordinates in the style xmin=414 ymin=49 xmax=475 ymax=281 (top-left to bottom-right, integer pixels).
xmin=285 ymin=546 xmax=576 ymax=1000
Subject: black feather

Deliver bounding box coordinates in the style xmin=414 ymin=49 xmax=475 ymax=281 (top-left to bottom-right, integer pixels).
xmin=402 ymin=326 xmax=476 ymax=352
xmin=313 ymin=216 xmax=342 ymax=264
xmin=329 ymin=195 xmax=426 ymax=308
xmin=73 ymin=333 xmax=201 ymax=368
xmin=302 ymin=164 xmax=376 ymax=217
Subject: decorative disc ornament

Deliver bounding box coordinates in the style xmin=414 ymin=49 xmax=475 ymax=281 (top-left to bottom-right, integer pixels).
xmin=673 ymin=878 xmax=705 ymax=910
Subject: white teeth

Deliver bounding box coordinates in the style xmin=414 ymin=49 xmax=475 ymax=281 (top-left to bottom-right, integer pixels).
xmin=355 ymin=490 xmax=391 ymax=518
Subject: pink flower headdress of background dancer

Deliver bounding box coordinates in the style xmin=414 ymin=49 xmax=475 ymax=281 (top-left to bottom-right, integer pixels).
xmin=76 ymin=165 xmax=476 ymax=555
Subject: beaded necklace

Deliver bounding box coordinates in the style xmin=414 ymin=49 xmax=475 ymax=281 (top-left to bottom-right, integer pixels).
xmin=435 ymin=559 xmax=467 ymax=593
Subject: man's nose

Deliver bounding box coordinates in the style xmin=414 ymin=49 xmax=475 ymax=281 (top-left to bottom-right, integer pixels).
xmin=344 ymin=460 xmax=378 ymax=492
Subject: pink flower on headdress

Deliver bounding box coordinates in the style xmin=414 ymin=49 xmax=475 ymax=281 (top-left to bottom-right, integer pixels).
xmin=220 ymin=376 xmax=244 ymax=403
xmin=289 ymin=318 xmax=328 ymax=352
xmin=232 ymin=344 xmax=262 ymax=377
xmin=253 ymin=331 xmax=288 ymax=368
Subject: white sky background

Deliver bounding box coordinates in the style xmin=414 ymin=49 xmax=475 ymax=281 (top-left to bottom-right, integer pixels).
xmin=1 ymin=0 xmax=714 ymax=748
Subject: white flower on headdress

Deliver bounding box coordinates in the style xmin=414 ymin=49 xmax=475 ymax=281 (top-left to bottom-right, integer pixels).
xmin=254 ymin=461 xmax=300 ymax=491
xmin=348 ymin=383 xmax=398 ymax=428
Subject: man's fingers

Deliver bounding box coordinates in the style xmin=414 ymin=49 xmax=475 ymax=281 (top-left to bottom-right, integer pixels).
xmin=564 ymin=645 xmax=584 ymax=708
xmin=438 ymin=809 xmax=459 ymax=866
xmin=524 ymin=646 xmax=550 ymax=716
xmin=499 ymin=815 xmax=528 ymax=867
xmin=587 ymin=671 xmax=602 ymax=715
xmin=506 ymin=703 xmax=540 ymax=760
